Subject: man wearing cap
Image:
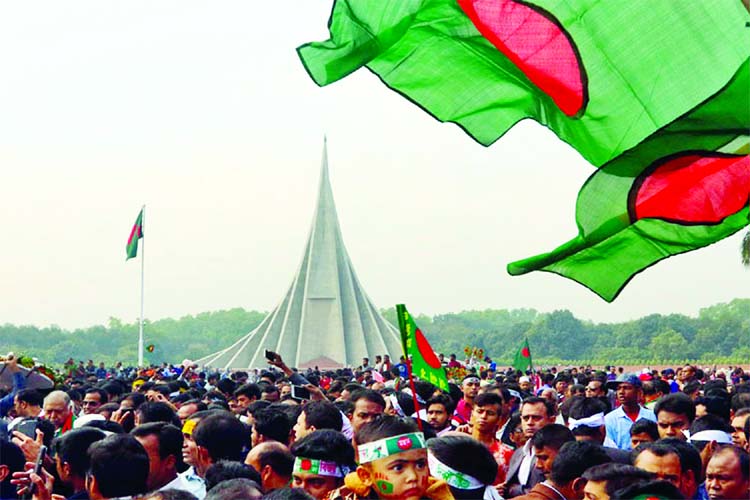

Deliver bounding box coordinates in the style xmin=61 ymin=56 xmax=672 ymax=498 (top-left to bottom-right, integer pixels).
xmin=452 ymin=374 xmax=480 ymax=426
xmin=604 ymin=374 xmax=656 ymax=450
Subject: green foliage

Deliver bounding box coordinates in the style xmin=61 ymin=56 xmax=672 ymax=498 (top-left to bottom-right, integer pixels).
xmin=2 ymin=300 xmax=748 ymax=368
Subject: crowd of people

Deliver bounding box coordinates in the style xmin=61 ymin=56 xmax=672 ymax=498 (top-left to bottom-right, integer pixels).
xmin=0 ymin=351 xmax=749 ymax=500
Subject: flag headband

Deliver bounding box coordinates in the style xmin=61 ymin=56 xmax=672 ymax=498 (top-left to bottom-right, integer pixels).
xmin=568 ymin=412 xmax=605 ymax=429
xmin=689 ymin=430 xmax=732 ymax=444
xmin=462 ymin=377 xmax=480 ymax=385
xmin=357 ymin=432 xmax=426 ymax=464
xmin=293 ymin=457 xmax=349 ymax=478
xmin=427 ymin=452 xmax=484 ymax=490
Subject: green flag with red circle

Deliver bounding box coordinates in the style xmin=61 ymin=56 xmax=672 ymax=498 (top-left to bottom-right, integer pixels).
xmin=396 ymin=304 xmax=449 ymax=391
xmin=513 ymin=338 xmax=532 ymax=372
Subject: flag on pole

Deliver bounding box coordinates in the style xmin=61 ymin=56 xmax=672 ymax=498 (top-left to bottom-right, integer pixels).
xmin=146 ymin=344 xmax=155 ymax=353
xmin=512 ymin=338 xmax=532 ymax=372
xmin=396 ymin=304 xmax=449 ymax=391
xmin=126 ymin=208 xmax=144 ymax=260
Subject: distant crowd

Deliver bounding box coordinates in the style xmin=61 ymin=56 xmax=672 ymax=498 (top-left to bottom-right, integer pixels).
xmin=1 ymin=352 xmax=748 ymax=500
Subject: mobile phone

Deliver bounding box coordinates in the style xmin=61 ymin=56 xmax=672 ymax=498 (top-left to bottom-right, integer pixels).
xmin=27 ymin=445 xmax=47 ymax=497
xmin=15 ymin=419 xmax=38 ymax=440
xmin=264 ymin=349 xmax=277 ymax=362
xmin=291 ymin=385 xmax=310 ymax=400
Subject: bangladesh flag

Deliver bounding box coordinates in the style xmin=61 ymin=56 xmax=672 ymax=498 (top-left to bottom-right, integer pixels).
xmin=298 ymin=0 xmax=749 ymax=167
xmin=508 ymin=64 xmax=750 ymax=301
xmin=396 ymin=304 xmax=449 ymax=391
xmin=126 ymin=208 xmax=144 ymax=260
xmin=512 ymin=338 xmax=532 ymax=372
xmin=146 ymin=344 xmax=155 ymax=353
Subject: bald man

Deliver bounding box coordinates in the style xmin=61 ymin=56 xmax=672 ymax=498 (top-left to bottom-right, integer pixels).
xmin=244 ymin=441 xmax=294 ymax=492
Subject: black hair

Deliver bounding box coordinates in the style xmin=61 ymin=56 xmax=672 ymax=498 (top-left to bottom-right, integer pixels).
xmin=121 ymin=392 xmax=147 ymax=409
xmin=204 ymin=460 xmax=261 ymax=492
xmin=696 ymin=395 xmax=731 ymax=421
xmin=355 ymin=416 xmax=419 ymax=445
xmin=137 ymin=401 xmax=181 ymax=427
xmin=567 ymin=397 xmax=608 ymax=438
xmin=0 ymin=439 xmax=26 ymax=499
xmin=631 ymin=441 xmax=680 ymax=467
xmin=203 ymin=390 xmax=228 ymax=404
xmin=661 ymin=438 xmax=703 ymax=484
xmin=522 ymin=396 xmax=556 ymax=418
xmin=182 ymin=399 xmax=208 ymax=412
xmin=630 ymin=418 xmax=659 ymax=440
xmin=149 ymin=385 xmax=172 ymax=397
xmin=427 ymin=435 xmax=497 ymax=485
xmin=254 ymin=444 xmax=295 ymax=477
xmin=131 ymin=422 xmax=183 ymax=461
xmin=474 ymin=392 xmax=504 ymax=408
xmin=611 ymin=479 xmax=684 ymax=500
xmin=711 ymin=445 xmax=749 ymax=482
xmin=530 ymin=423 xmax=574 ymax=451
xmin=87 ymin=434 xmax=149 ymax=498
xmin=85 ymin=388 xmax=109 ymax=404
xmin=258 ymin=487 xmax=314 ymax=500
xmin=193 ymin=411 xmax=249 ymax=463
xmin=204 ymin=478 xmax=262 ymax=500
xmin=301 ymin=401 xmax=343 ymax=432
xmin=654 ymin=393 xmax=696 ymax=422
xmin=234 ymin=383 xmax=262 ymax=401
xmin=581 ymin=463 xmax=654 ymax=496
xmin=254 ymin=407 xmax=293 ymax=444
xmin=413 ymin=381 xmax=437 ymax=403
xmin=426 ymin=394 xmax=455 ymax=415
xmin=290 ymin=430 xmax=356 ymax=471
xmin=270 ymin=403 xmax=302 ymax=428
xmin=350 ymin=389 xmax=386 ymax=410
xmin=151 ymin=489 xmax=199 ymax=500
xmin=333 ymin=400 xmax=354 ymax=418
xmin=52 ymin=427 xmax=107 ymax=478
xmin=84 ymin=419 xmax=126 ymax=435
xmin=550 ymin=441 xmax=611 ymax=485
xmin=689 ymin=414 xmax=733 ymax=443
xmin=730 ymin=390 xmax=750 ymax=412
xmin=216 ymin=378 xmax=237 ymax=396
xmin=101 ymin=382 xmax=124 ymax=400
xmin=15 ymin=388 xmax=43 ymax=407
xmin=500 ymin=412 xmax=523 ymax=448
xmin=246 ymin=400 xmax=272 ymax=417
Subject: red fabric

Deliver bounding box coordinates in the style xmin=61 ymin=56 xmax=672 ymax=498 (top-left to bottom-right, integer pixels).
xmin=633 ymin=153 xmax=750 ymax=224
xmin=623 ymin=406 xmax=641 ymax=422
xmin=458 ymin=0 xmax=586 ymax=116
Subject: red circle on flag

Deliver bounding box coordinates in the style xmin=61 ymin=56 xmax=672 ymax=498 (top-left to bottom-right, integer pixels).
xmin=521 ymin=347 xmax=530 ymax=358
xmin=301 ymin=459 xmax=312 ymax=471
xmin=397 ymin=436 xmax=413 ymax=450
xmin=415 ymin=329 xmax=442 ymax=369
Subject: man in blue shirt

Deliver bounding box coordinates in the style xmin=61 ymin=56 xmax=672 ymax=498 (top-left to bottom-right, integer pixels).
xmin=604 ymin=374 xmax=656 ymax=450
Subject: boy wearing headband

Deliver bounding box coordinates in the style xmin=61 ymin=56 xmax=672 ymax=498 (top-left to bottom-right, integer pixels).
xmin=328 ymin=416 xmax=452 ymax=500
xmin=290 ymin=430 xmax=357 ymax=499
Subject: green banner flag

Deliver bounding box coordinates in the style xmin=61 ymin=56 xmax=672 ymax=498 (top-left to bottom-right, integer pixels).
xmin=126 ymin=208 xmax=144 ymax=260
xmin=396 ymin=304 xmax=449 ymax=391
xmin=298 ymin=0 xmax=748 ymax=167
xmin=508 ymin=64 xmax=750 ymax=301
xmin=513 ymin=338 xmax=532 ymax=372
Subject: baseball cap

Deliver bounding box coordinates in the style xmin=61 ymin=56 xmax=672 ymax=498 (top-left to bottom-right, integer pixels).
xmin=606 ymin=373 xmax=642 ymax=390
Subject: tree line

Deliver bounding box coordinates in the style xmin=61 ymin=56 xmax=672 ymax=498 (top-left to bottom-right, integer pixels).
xmin=2 ymin=299 xmax=748 ymax=368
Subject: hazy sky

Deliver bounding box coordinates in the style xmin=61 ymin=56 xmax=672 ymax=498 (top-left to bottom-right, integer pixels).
xmin=1 ymin=2 xmax=747 ymax=331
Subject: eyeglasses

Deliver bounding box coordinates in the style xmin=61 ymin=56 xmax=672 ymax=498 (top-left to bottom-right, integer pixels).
xmin=82 ymin=401 xmax=100 ymax=406
xmin=585 ymin=387 xmax=599 ymax=392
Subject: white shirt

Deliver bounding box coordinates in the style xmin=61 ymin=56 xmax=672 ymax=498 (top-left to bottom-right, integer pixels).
xmin=160 ymin=473 xmax=195 ymax=494
xmin=178 ymin=466 xmax=206 ymax=500
xmin=518 ymin=439 xmax=536 ymax=485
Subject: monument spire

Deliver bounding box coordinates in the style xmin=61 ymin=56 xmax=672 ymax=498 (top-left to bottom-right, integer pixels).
xmin=197 ymin=142 xmax=402 ymax=369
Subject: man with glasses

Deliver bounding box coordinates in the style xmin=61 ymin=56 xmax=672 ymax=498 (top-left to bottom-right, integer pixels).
xmin=82 ymin=389 xmax=108 ymax=415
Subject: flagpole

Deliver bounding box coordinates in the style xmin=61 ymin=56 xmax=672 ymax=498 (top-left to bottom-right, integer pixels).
xmin=405 ymin=356 xmax=424 ymax=432
xmin=138 ymin=205 xmax=145 ymax=368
